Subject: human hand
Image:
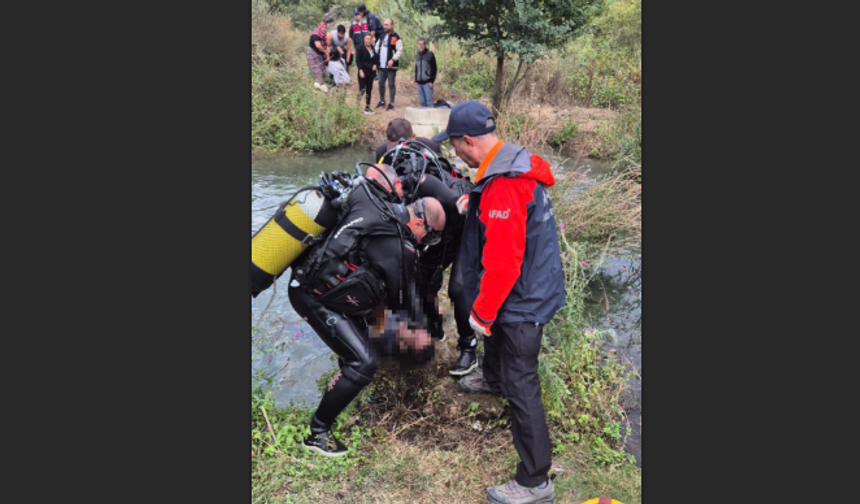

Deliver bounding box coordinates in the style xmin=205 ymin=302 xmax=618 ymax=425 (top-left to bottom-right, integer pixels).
xmin=456 ymin=194 xmax=469 ymax=215
xmin=372 ymin=65 xmax=377 ymax=71
xmin=429 ymin=83 xmax=433 ymax=89
xmin=360 ymin=70 xmax=365 ymax=79
xmin=388 ymin=60 xmax=393 ymax=68
xmin=469 ymin=314 xmax=491 ymax=337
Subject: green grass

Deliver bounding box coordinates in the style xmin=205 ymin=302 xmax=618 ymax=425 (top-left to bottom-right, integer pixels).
xmin=252 ymin=55 xmax=365 ymax=152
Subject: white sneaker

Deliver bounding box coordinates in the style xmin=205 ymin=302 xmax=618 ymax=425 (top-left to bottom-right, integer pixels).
xmin=320 ymin=84 xmax=329 ymax=93
xmin=314 ymin=82 xmax=322 ymax=90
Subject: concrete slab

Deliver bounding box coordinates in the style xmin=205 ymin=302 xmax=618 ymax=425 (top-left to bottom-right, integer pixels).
xmin=405 ymin=106 xmax=450 ymax=139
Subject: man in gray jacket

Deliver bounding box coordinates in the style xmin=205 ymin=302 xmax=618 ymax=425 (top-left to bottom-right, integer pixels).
xmin=374 ymin=18 xmax=403 ymax=112
xmin=414 ymin=38 xmax=437 ymax=108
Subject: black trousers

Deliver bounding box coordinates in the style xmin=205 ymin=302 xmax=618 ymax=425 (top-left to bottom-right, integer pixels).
xmin=415 ymin=241 xmax=474 ymax=349
xmin=482 ymin=322 xmax=552 ymax=487
xmin=289 ymin=286 xmax=379 ymax=432
xmin=360 ymin=70 xmax=376 ymax=107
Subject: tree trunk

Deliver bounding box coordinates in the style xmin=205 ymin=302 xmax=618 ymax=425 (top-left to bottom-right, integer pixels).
xmin=492 ymin=53 xmax=505 ymax=115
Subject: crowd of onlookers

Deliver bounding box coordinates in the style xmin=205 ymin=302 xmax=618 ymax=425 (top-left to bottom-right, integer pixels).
xmin=306 ymin=4 xmax=438 ymax=114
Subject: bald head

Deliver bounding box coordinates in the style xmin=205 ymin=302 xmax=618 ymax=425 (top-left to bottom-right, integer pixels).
xmin=366 ymin=163 xmax=396 ymax=186
xmin=366 ymin=163 xmax=402 ymax=197
xmin=420 ymin=197 xmax=445 ymax=231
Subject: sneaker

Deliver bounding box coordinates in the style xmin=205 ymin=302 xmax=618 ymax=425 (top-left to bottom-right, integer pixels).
xmin=457 ymin=367 xmax=501 ymax=396
xmin=449 ymin=348 xmax=477 ymax=376
xmin=486 ymin=478 xmax=555 ymax=504
xmin=302 ymin=430 xmax=348 ymax=457
xmin=386 ymin=103 xmax=394 ymax=111
xmin=319 ymin=84 xmax=329 ymax=93
xmin=364 ymin=107 xmax=375 ymax=115
xmin=376 ymin=102 xmax=386 ymax=110
xmin=314 ymin=82 xmax=322 ymax=90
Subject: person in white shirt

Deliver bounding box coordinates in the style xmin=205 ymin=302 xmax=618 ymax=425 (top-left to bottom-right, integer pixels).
xmin=327 ymin=46 xmax=352 ymax=86
xmin=373 ymin=18 xmax=403 ymax=111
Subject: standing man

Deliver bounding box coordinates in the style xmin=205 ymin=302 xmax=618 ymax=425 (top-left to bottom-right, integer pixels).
xmin=358 ymin=4 xmax=384 ymax=44
xmin=432 ymin=101 xmax=565 ymax=504
xmin=374 ymin=19 xmax=403 ymax=111
xmin=414 ymin=38 xmax=437 ymax=108
xmin=349 ymin=8 xmax=370 ymax=93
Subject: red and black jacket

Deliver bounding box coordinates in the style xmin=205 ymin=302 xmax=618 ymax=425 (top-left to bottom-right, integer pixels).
xmin=460 ymin=141 xmax=566 ymax=329
xmin=350 ymin=19 xmax=370 ymax=49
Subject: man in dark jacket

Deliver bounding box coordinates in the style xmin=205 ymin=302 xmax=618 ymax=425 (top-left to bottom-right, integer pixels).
xmin=357 ymin=4 xmax=384 ymax=43
xmin=432 ymin=101 xmax=565 ymax=504
xmin=414 ymin=38 xmax=437 ymax=108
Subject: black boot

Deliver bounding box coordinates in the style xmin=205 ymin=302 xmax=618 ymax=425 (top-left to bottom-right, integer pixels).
xmin=302 ymin=414 xmax=348 ymax=457
xmin=429 ymin=316 xmax=446 ymax=343
xmin=449 ymin=335 xmax=478 ymax=376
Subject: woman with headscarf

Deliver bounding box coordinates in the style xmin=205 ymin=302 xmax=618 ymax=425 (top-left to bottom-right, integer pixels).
xmin=307 ymin=22 xmax=330 ymax=91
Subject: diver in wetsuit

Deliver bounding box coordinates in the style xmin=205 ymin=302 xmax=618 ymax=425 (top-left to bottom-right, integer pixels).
xmin=289 ymin=163 xmax=446 ymax=456
xmin=382 ymin=142 xmax=478 ymax=376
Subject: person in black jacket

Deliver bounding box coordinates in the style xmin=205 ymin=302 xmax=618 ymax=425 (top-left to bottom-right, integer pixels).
xmin=290 ymin=163 xmax=446 ymax=456
xmin=414 ymin=38 xmax=437 ymax=108
xmin=355 ymin=33 xmax=379 ymax=114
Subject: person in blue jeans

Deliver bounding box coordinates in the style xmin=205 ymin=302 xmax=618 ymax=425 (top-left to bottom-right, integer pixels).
xmin=414 ymin=38 xmax=437 ymax=108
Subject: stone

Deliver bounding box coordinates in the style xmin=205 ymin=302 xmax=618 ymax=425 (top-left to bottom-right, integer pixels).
xmin=405 ymin=107 xmax=450 ymax=139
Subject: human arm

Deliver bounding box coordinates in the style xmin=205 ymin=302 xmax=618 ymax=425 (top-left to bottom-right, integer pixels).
xmin=469 ymin=176 xmax=534 ymax=335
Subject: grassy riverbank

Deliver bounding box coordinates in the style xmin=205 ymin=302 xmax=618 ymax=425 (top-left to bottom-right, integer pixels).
xmin=251 ymin=0 xmax=640 ymax=168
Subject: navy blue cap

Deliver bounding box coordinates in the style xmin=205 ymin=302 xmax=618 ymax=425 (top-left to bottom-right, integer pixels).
xmin=431 ymin=101 xmax=496 ymax=143
xmin=353 ymin=8 xmax=361 ymax=14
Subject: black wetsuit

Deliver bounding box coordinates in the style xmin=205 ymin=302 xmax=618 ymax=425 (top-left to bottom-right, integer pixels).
xmin=288 ymin=182 xmax=424 ymax=434
xmin=403 ymin=170 xmax=475 ymax=351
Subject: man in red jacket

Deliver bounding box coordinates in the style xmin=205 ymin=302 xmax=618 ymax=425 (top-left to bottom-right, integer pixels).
xmin=432 ymin=101 xmax=565 ymax=504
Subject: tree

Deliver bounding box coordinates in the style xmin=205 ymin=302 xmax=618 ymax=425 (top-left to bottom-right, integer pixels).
xmin=415 ymin=0 xmax=600 ymax=113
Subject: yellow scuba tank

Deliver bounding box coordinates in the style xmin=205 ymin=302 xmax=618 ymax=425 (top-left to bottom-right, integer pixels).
xmin=251 ymin=187 xmax=340 ymax=297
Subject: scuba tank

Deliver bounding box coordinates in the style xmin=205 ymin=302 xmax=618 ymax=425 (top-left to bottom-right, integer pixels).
xmin=250 ymin=171 xmax=357 ymax=298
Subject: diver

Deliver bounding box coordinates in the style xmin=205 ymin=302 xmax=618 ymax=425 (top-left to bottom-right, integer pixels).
xmin=383 ymin=140 xmax=478 ymax=376
xmin=288 ymin=162 xmax=447 ymax=456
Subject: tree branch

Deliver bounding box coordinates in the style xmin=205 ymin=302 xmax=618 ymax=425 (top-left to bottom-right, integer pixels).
xmin=503 ymin=57 xmax=531 ymax=104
